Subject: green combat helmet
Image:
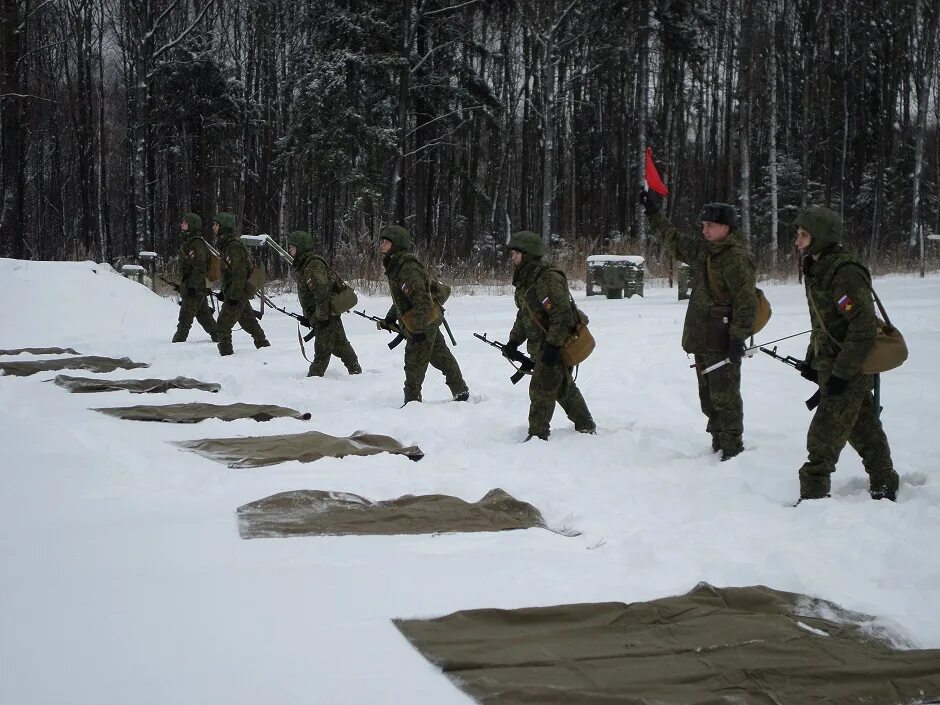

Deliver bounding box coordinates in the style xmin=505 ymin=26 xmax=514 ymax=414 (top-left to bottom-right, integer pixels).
xmin=795 ymin=206 xmax=843 ymax=255
xmin=507 ymin=230 xmax=545 ymax=258
xmin=380 ymin=224 xmax=411 ymax=252
xmin=288 ymin=230 xmax=314 ymax=258
xmin=181 ymin=213 xmax=202 ymax=233
xmin=213 ymin=212 xmax=236 ymax=237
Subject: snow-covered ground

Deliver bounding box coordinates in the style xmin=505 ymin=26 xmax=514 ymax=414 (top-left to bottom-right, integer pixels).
xmin=1 ymin=257 xmax=938 ymax=705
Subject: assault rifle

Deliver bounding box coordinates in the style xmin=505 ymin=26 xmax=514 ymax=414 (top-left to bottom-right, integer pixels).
xmin=157 ymin=274 xmax=220 ymax=309
xmin=354 ymin=310 xmax=407 ymax=349
xmin=473 ymin=333 xmax=534 ymax=385
xmin=700 ymin=329 xmax=812 ymax=375
xmin=760 ymin=345 xmax=820 ymax=411
xmin=255 ymin=291 xmax=315 ymax=341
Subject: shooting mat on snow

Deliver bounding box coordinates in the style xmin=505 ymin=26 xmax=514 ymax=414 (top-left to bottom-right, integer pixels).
xmin=237 ymin=488 xmax=556 ymax=539
xmin=177 ymin=429 xmax=424 ymax=468
xmin=0 ymin=347 xmax=80 ymax=356
xmin=93 ymin=402 xmax=311 ymax=423
xmin=0 ymin=356 xmax=148 ymax=377
xmin=53 ymin=375 xmax=221 ymax=394
xmin=394 ymin=582 xmax=940 ymax=705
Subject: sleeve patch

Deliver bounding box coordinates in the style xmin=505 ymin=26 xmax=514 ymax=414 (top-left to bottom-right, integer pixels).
xmin=188 ymin=249 xmax=196 ymax=258
xmin=837 ymin=294 xmax=854 ymax=313
xmin=401 ymin=282 xmax=412 ymax=296
xmin=306 ymin=278 xmax=315 ymax=288
xmin=542 ymin=296 xmax=554 ymax=311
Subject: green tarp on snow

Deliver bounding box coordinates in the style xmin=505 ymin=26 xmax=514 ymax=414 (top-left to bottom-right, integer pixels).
xmin=0 ymin=356 xmax=148 ymax=377
xmin=177 ymin=429 xmax=424 ymax=468
xmin=93 ymin=402 xmax=311 ymax=423
xmin=394 ymin=582 xmax=940 ymax=705
xmin=237 ymin=488 xmax=553 ymax=539
xmin=54 ymin=375 xmax=220 ymax=394
xmin=0 ymin=347 xmax=80 ymax=355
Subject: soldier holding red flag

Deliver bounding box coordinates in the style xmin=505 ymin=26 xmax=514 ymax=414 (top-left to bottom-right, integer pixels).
xmin=640 ymin=150 xmax=757 ymax=460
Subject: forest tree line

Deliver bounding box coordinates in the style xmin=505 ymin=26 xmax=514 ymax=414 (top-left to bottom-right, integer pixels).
xmin=1 ymin=0 xmax=939 ymax=277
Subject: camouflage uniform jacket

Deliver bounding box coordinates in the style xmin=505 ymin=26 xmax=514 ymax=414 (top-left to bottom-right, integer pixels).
xmin=509 ymin=260 xmax=576 ymax=349
xmin=803 ymin=247 xmax=876 ymax=379
xmin=293 ymin=252 xmax=335 ymax=323
xmin=383 ymin=251 xmax=434 ymax=333
xmin=648 ymin=212 xmax=757 ymax=354
xmin=178 ymin=234 xmax=211 ymax=293
xmin=218 ymin=234 xmax=251 ymax=301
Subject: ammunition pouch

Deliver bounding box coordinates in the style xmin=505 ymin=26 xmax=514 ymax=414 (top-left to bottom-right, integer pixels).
xmin=706 ymin=304 xmax=732 ymax=354
xmin=400 ymin=302 xmax=443 ymax=334
xmin=330 ymin=283 xmax=358 ymax=315
xmin=245 ymin=265 xmax=265 ymax=297
xmin=861 ymin=319 xmax=908 ymax=374
xmin=561 ymin=309 xmax=595 ymax=366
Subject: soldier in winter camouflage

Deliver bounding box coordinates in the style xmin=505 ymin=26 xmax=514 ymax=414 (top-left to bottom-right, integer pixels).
xmin=287 ymin=230 xmax=361 ymax=377
xmin=172 ymin=213 xmax=218 ymax=343
xmin=794 ymin=206 xmax=899 ymax=502
xmin=504 ymin=231 xmax=595 ymax=441
xmin=378 ymin=225 xmax=469 ymax=405
xmin=212 ymin=212 xmax=269 ymax=356
xmin=641 ymin=193 xmax=757 ymax=460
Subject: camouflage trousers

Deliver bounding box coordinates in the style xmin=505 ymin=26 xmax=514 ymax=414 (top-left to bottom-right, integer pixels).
xmin=175 ymin=290 xmax=217 ymax=341
xmin=799 ymin=372 xmax=898 ymax=499
xmin=403 ymin=325 xmax=467 ymax=402
xmin=694 ymin=353 xmax=744 ymax=454
xmin=308 ymin=316 xmax=360 ymax=376
xmin=216 ymin=298 xmax=267 ymax=354
xmin=527 ymin=343 xmax=594 ymax=438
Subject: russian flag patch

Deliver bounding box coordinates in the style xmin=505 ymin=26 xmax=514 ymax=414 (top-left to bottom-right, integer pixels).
xmin=542 ymin=296 xmax=553 ymax=311
xmin=837 ymin=294 xmax=854 ymax=313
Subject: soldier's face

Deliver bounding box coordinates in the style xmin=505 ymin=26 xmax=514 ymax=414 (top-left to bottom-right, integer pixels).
xmin=180 ymin=220 xmax=189 ymax=232
xmin=380 ymin=239 xmax=392 ymax=254
xmin=795 ymin=227 xmax=812 ymax=253
xmin=288 ymin=245 xmax=297 ymax=257
xmin=510 ymin=250 xmax=523 ymax=266
xmin=212 ymin=222 xmax=220 ymax=235
xmin=701 ymin=221 xmax=730 ymax=242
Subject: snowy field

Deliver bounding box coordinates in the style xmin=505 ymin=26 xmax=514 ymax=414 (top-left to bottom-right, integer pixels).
xmin=1 ymin=257 xmax=939 ymax=705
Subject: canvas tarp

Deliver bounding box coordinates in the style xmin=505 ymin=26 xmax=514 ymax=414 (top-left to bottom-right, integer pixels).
xmin=54 ymin=375 xmax=220 ymax=394
xmin=177 ymin=429 xmax=424 ymax=468
xmin=0 ymin=356 xmax=148 ymax=377
xmin=93 ymin=402 xmax=311 ymax=423
xmin=0 ymin=347 xmax=80 ymax=355
xmin=394 ymin=582 xmax=940 ymax=705
xmin=237 ymin=488 xmax=553 ymax=539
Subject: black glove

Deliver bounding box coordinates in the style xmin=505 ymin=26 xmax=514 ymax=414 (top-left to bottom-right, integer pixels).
xmin=226 ymin=299 xmax=240 ymax=307
xmin=728 ymin=338 xmax=746 ymax=364
xmin=639 ymin=188 xmax=662 ymax=216
xmin=541 ymin=344 xmax=561 ymax=365
xmin=297 ymin=316 xmax=310 ymax=327
xmin=798 ymin=362 xmax=818 ymax=383
xmin=826 ymin=375 xmax=849 ymax=396
xmin=315 ymin=318 xmax=332 ymax=331
xmin=411 ymin=331 xmax=427 ymax=343
xmin=377 ymin=315 xmax=396 ymax=331
xmin=502 ymin=339 xmax=521 ymax=360
xmin=216 ymin=290 xmax=225 ymax=302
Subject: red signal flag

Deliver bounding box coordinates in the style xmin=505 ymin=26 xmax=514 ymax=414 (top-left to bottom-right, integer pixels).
xmin=645 ymin=147 xmax=669 ymax=196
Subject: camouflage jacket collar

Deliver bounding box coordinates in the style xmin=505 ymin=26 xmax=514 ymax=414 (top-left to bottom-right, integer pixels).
xmin=383 ymin=250 xmax=418 ymax=278
xmin=707 ymin=229 xmax=746 ymax=257
xmin=512 ymin=258 xmax=548 ymax=288
xmin=181 ymin=232 xmax=203 ymax=246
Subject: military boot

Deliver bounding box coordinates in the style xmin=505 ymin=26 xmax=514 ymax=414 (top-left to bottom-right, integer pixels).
xmin=524 ymin=432 xmax=549 ymax=442
xmin=218 ymin=342 xmax=234 ymax=356
xmin=172 ymin=328 xmax=188 ymax=343
xmin=307 ymin=363 xmax=324 ymax=378
xmin=347 ymin=364 xmax=362 ymax=375
xmin=453 ymin=390 xmax=470 ymax=402
xmin=254 ymin=338 xmax=271 ymax=349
